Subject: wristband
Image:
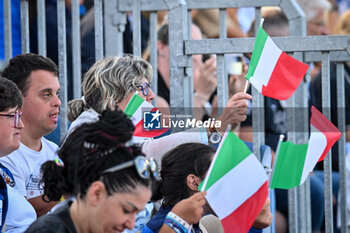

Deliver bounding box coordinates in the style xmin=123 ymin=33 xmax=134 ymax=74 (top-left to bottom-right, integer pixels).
xmin=164 ymin=218 xmax=185 ymax=233
xmin=167 ymin=212 xmax=191 ymax=231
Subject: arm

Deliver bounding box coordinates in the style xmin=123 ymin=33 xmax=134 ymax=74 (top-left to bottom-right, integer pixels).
xmin=159 ymin=192 xmax=206 ymax=233
xmin=28 ymin=195 xmax=59 ymax=217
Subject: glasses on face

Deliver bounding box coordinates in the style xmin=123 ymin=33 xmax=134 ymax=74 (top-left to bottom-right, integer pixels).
xmin=136 ymin=82 xmax=151 ymax=97
xmin=0 ymin=111 xmax=23 ymax=128
xmin=102 ymin=156 xmax=159 ymax=180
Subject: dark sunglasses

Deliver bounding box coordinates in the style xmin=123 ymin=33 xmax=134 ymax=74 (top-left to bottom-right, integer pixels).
xmin=136 ymin=82 xmax=151 ymax=97
xmin=102 ymin=156 xmax=159 ymax=180
xmin=0 ymin=111 xmax=23 ymax=128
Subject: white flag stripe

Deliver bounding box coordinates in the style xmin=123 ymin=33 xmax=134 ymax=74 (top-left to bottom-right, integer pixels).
xmin=130 ymin=101 xmax=153 ymax=126
xmin=249 ymin=37 xmax=282 ymax=92
xmin=300 ymin=126 xmax=327 ymax=183
xmin=206 ymin=154 xmax=268 ymax=219
xmin=130 ymin=105 xmax=143 ymax=125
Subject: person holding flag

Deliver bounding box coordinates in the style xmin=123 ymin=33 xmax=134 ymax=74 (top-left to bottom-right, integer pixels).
xmin=143 ymin=142 xmax=272 ymax=233
xmin=66 ymin=54 xmax=252 ymax=232
xmin=67 ymin=54 xmax=251 ymax=163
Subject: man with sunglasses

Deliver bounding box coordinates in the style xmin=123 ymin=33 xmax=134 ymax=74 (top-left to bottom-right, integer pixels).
xmin=0 ymin=53 xmax=61 ymax=217
xmin=0 ymin=78 xmax=37 ymax=232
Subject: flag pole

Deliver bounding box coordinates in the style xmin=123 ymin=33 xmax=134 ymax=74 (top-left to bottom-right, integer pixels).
xmin=269 ymin=134 xmax=284 ymax=186
xmin=243 ymin=80 xmax=249 ymax=93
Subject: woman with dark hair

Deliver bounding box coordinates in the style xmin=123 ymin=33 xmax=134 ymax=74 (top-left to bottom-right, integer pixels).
xmin=144 ymin=143 xmax=214 ymax=233
xmin=25 ymin=109 xmax=155 ymax=233
xmin=25 ymin=109 xmax=206 ymax=233
xmin=143 ymin=143 xmax=272 ymax=233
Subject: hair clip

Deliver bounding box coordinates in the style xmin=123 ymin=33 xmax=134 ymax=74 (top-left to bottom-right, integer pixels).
xmin=55 ymin=158 xmax=64 ymax=167
xmin=84 ymin=141 xmax=98 ymax=149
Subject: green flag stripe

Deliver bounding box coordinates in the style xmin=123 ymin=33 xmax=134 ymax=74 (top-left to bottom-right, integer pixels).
xmin=245 ymin=26 xmax=268 ymax=81
xmin=270 ymin=141 xmax=308 ymax=189
xmin=123 ymin=94 xmax=144 ymax=118
xmin=203 ymin=132 xmax=252 ymax=191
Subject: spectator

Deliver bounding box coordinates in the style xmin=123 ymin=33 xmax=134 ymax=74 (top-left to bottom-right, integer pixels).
xmin=0 ymin=78 xmax=37 ymax=232
xmin=0 ymin=53 xmax=61 ymax=217
xmin=296 ymin=0 xmax=332 ymax=79
xmin=68 ymin=54 xmax=251 ymax=162
xmin=25 ymin=109 xmax=154 ymax=232
xmin=26 ymin=109 xmax=206 ymax=233
xmin=143 ymin=143 xmax=272 ymax=233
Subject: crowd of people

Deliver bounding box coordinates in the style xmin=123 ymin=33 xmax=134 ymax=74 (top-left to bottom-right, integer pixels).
xmin=0 ymin=0 xmax=349 ymax=232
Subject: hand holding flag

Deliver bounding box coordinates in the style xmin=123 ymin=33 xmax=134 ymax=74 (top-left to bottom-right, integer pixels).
xmin=200 ymin=128 xmax=268 ymax=233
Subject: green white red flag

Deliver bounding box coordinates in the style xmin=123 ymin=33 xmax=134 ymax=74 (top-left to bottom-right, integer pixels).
xmin=124 ymin=93 xmax=168 ymax=138
xmin=200 ymin=131 xmax=268 ymax=233
xmin=245 ymin=26 xmax=309 ymax=100
xmin=270 ymin=106 xmax=341 ymax=189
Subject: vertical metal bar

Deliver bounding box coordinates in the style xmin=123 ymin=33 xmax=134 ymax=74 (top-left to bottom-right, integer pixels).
xmin=322 ymin=51 xmax=334 ymax=233
xmin=37 ymin=0 xmax=46 ymax=56
xmin=184 ymin=10 xmax=193 ymax=111
xmin=104 ymin=0 xmax=125 ymax=56
xmin=4 ymin=0 xmax=12 ymax=63
xmin=295 ymin=52 xmax=307 ymax=233
xmin=305 ymin=177 xmax=312 ymax=233
xmin=57 ymin=0 xmax=68 ymax=141
xmin=216 ymin=9 xmax=227 ymax=116
xmin=252 ymin=7 xmax=263 ymax=161
xmin=287 ymin=84 xmax=298 ymax=233
xmin=20 ymin=0 xmax=29 ymax=53
xmin=94 ymin=0 xmax=103 ymax=61
xmin=336 ymin=63 xmax=348 ymax=233
xmin=71 ymin=0 xmax=81 ymax=99
xmin=288 ymin=188 xmax=298 ymax=233
xmin=150 ymin=12 xmax=158 ymax=106
xmin=166 ymin=0 xmax=187 ymax=125
xmin=132 ymin=0 xmax=141 ymax=57
xmin=304 ymin=67 xmax=313 ymax=233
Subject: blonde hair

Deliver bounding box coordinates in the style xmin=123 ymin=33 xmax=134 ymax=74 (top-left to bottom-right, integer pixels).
xmin=333 ymin=10 xmax=350 ymax=35
xmin=68 ymin=54 xmax=153 ymax=121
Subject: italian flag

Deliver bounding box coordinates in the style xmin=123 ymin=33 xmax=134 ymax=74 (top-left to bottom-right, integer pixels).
xmin=124 ymin=93 xmax=168 ymax=138
xmin=270 ymin=106 xmax=341 ymax=189
xmin=200 ymin=131 xmax=268 ymax=233
xmin=245 ymin=26 xmax=309 ymax=100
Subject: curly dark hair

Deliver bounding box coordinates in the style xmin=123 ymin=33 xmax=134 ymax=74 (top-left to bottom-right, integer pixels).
xmin=40 ymin=108 xmax=151 ymax=202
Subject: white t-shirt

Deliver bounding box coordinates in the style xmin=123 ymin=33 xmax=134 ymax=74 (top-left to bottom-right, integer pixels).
xmin=0 ymin=138 xmax=58 ymax=199
xmin=5 ymin=185 xmax=36 ymax=233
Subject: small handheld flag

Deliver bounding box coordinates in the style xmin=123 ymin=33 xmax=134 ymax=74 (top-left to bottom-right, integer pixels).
xmin=270 ymin=106 xmax=341 ymax=189
xmin=245 ymin=26 xmax=309 ymax=100
xmin=124 ymin=93 xmax=168 ymax=138
xmin=200 ymin=129 xmax=268 ymax=233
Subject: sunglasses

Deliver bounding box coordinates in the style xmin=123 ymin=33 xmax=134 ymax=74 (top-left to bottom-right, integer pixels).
xmin=102 ymin=156 xmax=159 ymax=180
xmin=136 ymin=82 xmax=151 ymax=97
xmin=0 ymin=111 xmax=23 ymax=128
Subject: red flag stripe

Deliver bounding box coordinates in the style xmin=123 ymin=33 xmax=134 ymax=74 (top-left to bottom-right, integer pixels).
xmin=221 ymin=181 xmax=269 ymax=233
xmin=310 ymin=106 xmax=341 ymax=161
xmin=261 ymin=52 xmax=309 ymax=100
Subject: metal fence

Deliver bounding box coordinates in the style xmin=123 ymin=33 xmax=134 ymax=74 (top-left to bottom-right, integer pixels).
xmin=2 ymin=0 xmax=350 ymax=232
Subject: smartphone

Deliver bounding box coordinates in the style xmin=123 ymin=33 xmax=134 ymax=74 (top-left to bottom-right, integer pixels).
xmin=228 ymin=56 xmax=243 ymax=76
